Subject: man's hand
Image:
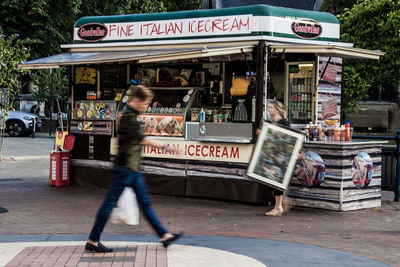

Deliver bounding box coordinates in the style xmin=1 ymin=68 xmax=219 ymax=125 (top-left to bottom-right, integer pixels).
xmin=165 ymin=145 xmax=183 ymax=155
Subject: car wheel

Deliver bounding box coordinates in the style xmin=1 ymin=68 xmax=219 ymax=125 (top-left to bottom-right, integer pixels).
xmin=6 ymin=120 xmax=25 ymax=137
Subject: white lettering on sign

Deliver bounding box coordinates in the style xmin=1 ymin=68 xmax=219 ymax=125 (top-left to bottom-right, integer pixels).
xmin=141 ymin=140 xmax=253 ymax=163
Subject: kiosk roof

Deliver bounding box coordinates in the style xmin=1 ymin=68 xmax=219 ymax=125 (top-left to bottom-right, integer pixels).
xmin=72 ymin=4 xmax=340 ymax=46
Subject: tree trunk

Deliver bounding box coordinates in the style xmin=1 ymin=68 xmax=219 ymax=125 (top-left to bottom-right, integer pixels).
xmin=0 ymin=117 xmax=5 ymax=161
xmin=56 ymin=99 xmax=63 ymax=129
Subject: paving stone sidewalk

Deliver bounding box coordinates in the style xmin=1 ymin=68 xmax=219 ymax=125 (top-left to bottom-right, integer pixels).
xmin=6 ymin=245 xmax=163 ymax=267
xmin=0 ymin=134 xmax=399 ymax=266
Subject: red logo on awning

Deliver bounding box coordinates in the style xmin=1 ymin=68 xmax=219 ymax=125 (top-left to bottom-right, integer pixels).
xmin=77 ymin=23 xmax=107 ymax=42
xmin=291 ymin=18 xmax=322 ymax=39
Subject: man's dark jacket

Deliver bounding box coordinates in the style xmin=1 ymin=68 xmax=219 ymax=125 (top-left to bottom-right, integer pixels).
xmin=115 ymin=106 xmax=144 ymax=172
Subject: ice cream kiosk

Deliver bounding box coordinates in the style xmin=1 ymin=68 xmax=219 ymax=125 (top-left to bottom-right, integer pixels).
xmin=20 ymin=4 xmax=385 ymax=209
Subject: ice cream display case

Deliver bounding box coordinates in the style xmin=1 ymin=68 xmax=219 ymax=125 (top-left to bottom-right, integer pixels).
xmin=117 ymin=86 xmax=204 ymax=138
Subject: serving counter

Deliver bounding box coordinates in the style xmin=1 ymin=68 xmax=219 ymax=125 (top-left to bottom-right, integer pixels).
xmin=288 ymin=140 xmax=386 ymax=211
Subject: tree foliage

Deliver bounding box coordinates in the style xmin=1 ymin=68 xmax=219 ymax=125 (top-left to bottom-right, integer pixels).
xmin=163 ymin=0 xmax=201 ymax=11
xmin=0 ymin=26 xmax=30 ymax=158
xmin=337 ymin=0 xmax=400 ymax=113
xmin=0 ymin=0 xmax=168 ymax=58
xmin=0 ymin=0 xmax=200 ymax=59
xmin=0 ymin=27 xmax=30 ymax=112
xmin=319 ymin=0 xmax=357 ymax=15
xmin=31 ymin=67 xmax=69 ymax=115
xmin=0 ymin=0 xmax=200 ymax=115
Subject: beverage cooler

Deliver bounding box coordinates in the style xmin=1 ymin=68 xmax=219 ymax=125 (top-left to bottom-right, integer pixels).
xmin=285 ymin=62 xmax=316 ymax=125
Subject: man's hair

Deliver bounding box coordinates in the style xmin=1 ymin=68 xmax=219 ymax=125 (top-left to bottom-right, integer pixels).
xmin=129 ymin=85 xmax=153 ymax=101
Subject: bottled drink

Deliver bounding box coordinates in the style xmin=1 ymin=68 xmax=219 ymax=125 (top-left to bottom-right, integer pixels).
xmin=317 ymin=123 xmax=324 ymax=141
xmin=340 ymin=126 xmax=346 ymax=141
xmin=334 ymin=125 xmax=340 ymax=141
xmin=345 ymin=121 xmax=351 ymax=141
xmin=199 ymin=108 xmax=205 ymax=122
xmin=312 ymin=126 xmax=318 ymax=141
xmin=308 ymin=122 xmax=313 ymax=138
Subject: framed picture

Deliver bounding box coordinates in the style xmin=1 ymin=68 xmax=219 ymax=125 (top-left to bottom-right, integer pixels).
xmin=247 ymin=122 xmax=304 ymax=191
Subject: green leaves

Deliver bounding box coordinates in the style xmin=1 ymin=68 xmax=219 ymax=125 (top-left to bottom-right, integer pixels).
xmin=0 ymin=27 xmax=30 ymax=152
xmin=342 ymin=63 xmax=370 ymax=114
xmin=31 ymin=67 xmax=68 ymax=104
xmin=336 ymin=0 xmax=400 ymax=112
xmin=0 ymin=27 xmax=30 ymax=111
xmin=0 ymin=0 xmax=201 ymax=60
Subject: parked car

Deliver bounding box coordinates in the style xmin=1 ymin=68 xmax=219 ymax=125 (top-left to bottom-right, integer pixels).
xmin=2 ymin=111 xmax=42 ymax=137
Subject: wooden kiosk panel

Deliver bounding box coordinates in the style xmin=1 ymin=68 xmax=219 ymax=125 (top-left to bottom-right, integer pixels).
xmin=288 ymin=141 xmax=385 ymax=211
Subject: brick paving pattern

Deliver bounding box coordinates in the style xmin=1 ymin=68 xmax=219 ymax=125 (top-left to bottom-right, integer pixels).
xmin=5 ymin=245 xmax=167 ymax=267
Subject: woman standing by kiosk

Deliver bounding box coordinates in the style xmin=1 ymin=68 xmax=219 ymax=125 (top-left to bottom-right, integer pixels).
xmin=264 ymin=100 xmax=290 ymax=216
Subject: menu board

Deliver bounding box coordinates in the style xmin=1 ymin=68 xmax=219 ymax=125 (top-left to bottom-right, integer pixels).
xmin=73 ymin=100 xmax=117 ymax=120
xmin=75 ymin=67 xmax=97 ymax=85
xmin=102 ymin=64 xmax=127 ymax=99
xmin=74 ymin=65 xmax=98 ymax=100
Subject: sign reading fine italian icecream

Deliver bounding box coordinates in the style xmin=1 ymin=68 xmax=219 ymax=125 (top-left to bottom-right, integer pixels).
xmin=142 ymin=140 xmax=253 ymax=163
xmin=76 ymin=15 xmax=252 ymax=42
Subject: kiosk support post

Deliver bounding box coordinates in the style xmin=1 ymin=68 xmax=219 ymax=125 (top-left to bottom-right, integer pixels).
xmin=49 ymin=69 xmax=54 ymax=136
xmin=395 ymin=130 xmax=400 ymax=202
xmin=255 ymin=41 xmax=265 ymax=131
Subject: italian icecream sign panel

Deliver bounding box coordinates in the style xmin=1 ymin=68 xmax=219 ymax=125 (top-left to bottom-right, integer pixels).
xmin=142 ymin=140 xmax=253 ymax=163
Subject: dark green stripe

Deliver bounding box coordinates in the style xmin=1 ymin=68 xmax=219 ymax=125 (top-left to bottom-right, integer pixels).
xmin=74 ymin=4 xmax=338 ymax=28
xmin=73 ymin=31 xmax=339 ymax=44
xmin=268 ymin=32 xmax=339 ymax=42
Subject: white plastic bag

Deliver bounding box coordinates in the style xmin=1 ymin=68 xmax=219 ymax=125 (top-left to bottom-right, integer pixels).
xmin=110 ymin=187 xmax=139 ymax=225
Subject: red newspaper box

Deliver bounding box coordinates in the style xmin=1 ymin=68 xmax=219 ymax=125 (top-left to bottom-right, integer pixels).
xmin=63 ymin=135 xmax=75 ymax=150
xmin=49 ymin=151 xmax=70 ymax=187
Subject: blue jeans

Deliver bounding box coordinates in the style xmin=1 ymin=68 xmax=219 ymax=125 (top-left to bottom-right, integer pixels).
xmin=88 ymin=165 xmax=168 ymax=242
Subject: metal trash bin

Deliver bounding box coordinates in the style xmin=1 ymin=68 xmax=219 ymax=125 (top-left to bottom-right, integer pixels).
xmin=49 ymin=150 xmax=70 ymax=187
